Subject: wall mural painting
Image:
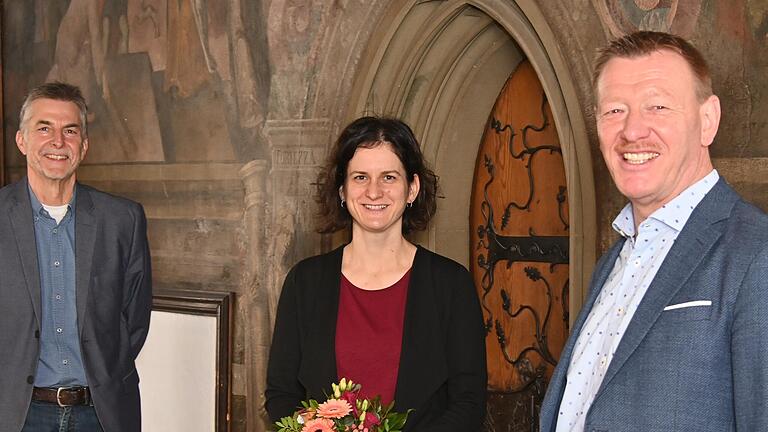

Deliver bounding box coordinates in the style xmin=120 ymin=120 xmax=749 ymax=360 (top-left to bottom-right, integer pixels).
xmin=591 ymin=0 xmax=703 ymax=37
xmin=3 ymin=0 xmax=270 ymax=167
xmin=747 ymin=0 xmax=768 ymax=42
xmin=266 ymin=0 xmax=330 ymax=120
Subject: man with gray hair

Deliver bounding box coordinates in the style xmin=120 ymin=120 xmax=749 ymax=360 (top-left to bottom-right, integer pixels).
xmin=540 ymin=31 xmax=768 ymax=431
xmin=0 ymin=82 xmax=152 ymax=431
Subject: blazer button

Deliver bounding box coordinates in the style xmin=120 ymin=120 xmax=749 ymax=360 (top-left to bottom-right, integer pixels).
xmin=27 ymin=375 xmax=34 ymax=384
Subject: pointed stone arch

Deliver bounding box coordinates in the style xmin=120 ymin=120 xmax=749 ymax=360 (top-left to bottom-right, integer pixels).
xmin=341 ymin=0 xmax=597 ymax=312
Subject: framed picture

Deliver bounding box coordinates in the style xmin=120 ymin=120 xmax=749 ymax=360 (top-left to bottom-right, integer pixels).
xmin=136 ymin=289 xmax=233 ymax=432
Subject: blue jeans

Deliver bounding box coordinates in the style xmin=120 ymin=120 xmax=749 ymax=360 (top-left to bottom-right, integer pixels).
xmin=22 ymin=400 xmax=104 ymax=432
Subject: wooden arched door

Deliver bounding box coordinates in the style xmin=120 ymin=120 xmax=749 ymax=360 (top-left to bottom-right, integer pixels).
xmin=470 ymin=60 xmax=570 ymax=431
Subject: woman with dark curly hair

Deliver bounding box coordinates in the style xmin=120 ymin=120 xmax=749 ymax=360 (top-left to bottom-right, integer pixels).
xmin=265 ymin=116 xmax=487 ymax=431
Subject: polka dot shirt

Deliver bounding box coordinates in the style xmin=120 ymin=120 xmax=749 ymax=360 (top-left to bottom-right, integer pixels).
xmin=555 ymin=170 xmax=719 ymax=432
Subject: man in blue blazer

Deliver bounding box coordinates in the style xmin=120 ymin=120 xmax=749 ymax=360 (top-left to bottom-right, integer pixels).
xmin=540 ymin=31 xmax=768 ymax=431
xmin=0 ymin=82 xmax=152 ymax=431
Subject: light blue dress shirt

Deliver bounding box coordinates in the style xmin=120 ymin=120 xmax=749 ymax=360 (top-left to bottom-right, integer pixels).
xmin=556 ymin=170 xmax=719 ymax=432
xmin=29 ymin=186 xmax=88 ymax=387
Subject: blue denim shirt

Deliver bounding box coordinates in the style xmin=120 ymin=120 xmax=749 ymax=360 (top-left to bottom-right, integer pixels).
xmin=29 ymin=186 xmax=87 ymax=387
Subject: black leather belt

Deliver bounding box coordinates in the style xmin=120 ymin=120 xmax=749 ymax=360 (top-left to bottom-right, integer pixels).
xmin=32 ymin=386 xmax=92 ymax=407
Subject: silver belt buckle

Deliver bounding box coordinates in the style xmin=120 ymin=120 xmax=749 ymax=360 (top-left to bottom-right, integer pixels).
xmin=56 ymin=387 xmax=70 ymax=407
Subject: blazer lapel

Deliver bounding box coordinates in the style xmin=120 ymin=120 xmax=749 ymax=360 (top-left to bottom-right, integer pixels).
xmin=75 ymin=185 xmax=98 ymax=338
xmin=596 ymin=179 xmax=737 ymax=396
xmin=8 ymin=179 xmax=43 ymax=327
xmin=559 ymin=241 xmax=624 ymax=370
xmin=541 ymin=241 xmax=624 ymax=430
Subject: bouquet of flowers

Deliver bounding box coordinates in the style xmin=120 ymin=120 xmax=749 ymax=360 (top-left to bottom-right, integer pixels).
xmin=274 ymin=378 xmax=410 ymax=432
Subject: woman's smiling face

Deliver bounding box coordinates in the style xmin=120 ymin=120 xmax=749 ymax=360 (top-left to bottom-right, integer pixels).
xmin=341 ymin=142 xmax=419 ymax=236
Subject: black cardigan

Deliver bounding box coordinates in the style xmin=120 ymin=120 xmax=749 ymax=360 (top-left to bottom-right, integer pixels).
xmin=265 ymin=245 xmax=487 ymax=431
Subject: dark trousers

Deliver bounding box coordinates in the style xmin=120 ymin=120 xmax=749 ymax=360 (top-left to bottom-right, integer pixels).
xmin=22 ymin=400 xmax=104 ymax=432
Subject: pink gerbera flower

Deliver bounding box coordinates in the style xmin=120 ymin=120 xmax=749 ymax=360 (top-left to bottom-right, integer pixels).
xmin=301 ymin=418 xmax=335 ymax=432
xmin=316 ymin=398 xmax=352 ymax=419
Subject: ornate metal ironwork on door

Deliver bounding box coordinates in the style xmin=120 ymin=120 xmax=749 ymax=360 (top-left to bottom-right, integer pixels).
xmin=470 ymin=60 xmax=570 ymax=432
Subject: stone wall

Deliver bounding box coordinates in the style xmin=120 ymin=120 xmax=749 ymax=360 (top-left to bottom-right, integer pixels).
xmin=3 ymin=1 xmax=766 ymax=431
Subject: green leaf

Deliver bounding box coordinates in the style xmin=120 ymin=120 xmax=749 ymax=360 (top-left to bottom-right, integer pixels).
xmin=274 ymin=415 xmax=302 ymax=432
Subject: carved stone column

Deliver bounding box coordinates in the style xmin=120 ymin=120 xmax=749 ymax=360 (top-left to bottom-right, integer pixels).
xmin=262 ymin=119 xmax=329 ymax=330
xmin=239 ymin=160 xmax=271 ymax=432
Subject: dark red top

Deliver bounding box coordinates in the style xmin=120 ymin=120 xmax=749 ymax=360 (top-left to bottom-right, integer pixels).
xmin=335 ymin=269 xmax=411 ymax=405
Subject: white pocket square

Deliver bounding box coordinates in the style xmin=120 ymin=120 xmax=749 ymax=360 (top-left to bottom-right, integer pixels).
xmin=663 ymin=300 xmax=712 ymax=311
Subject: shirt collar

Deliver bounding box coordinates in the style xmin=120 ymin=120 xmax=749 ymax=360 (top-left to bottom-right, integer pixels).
xmin=612 ymin=169 xmax=720 ymax=238
xmin=27 ymin=181 xmax=78 ymax=216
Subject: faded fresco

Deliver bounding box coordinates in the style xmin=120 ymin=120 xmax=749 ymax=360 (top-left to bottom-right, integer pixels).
xmin=591 ymin=0 xmax=703 ymax=37
xmin=3 ymin=1 xmax=767 ymax=431
xmin=2 ymin=1 xmax=385 ymax=430
xmin=2 ymin=0 xmax=270 ymax=166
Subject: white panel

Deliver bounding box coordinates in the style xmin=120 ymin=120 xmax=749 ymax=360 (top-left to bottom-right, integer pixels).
xmin=136 ymin=310 xmax=217 ymax=431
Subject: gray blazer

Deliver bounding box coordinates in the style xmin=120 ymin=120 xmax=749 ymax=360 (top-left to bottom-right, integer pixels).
xmin=0 ymin=178 xmax=152 ymax=432
xmin=540 ymin=179 xmax=768 ymax=432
